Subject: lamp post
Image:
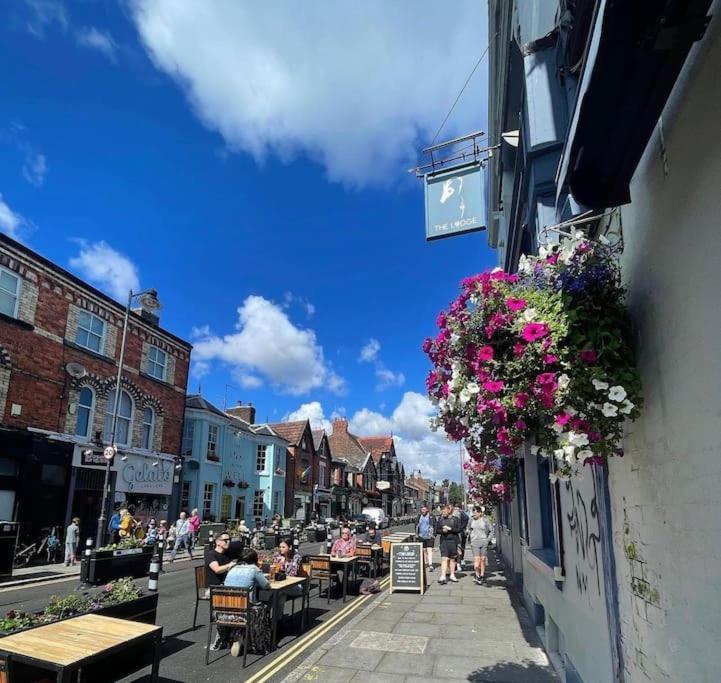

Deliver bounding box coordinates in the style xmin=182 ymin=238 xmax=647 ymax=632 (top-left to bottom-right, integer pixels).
xmin=95 ymin=288 xmax=161 ymax=548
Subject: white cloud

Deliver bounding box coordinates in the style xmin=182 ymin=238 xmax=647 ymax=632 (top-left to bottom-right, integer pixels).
xmin=283 ymin=291 xmax=315 ymax=318
xmin=0 ymin=195 xmax=27 ymax=240
xmin=69 ymin=240 xmax=141 ymax=301
xmin=131 ymin=1 xmax=486 ymax=186
xmin=359 ymin=339 xmax=380 ymax=363
xmin=22 ymin=153 xmax=48 ymax=187
xmin=192 ymin=295 xmax=345 ymax=395
xmin=76 ymin=27 xmax=118 ymax=61
xmin=345 ymin=391 xmax=463 ymax=482
xmin=285 ymin=401 xmax=330 ymax=431
xmin=375 ymin=367 xmax=406 ymax=391
xmin=23 ymin=0 xmax=68 ymax=38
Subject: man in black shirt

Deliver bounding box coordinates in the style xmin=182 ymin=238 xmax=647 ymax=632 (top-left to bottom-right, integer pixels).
xmin=206 ymin=533 xmax=238 ymax=589
xmin=434 ymin=504 xmax=460 ymax=584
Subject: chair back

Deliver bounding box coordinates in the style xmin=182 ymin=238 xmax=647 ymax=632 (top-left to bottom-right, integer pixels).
xmin=355 ymin=545 xmax=373 ymax=559
xmin=298 ymin=555 xmax=311 ymax=578
xmin=194 ymin=564 xmax=207 ymax=599
xmin=209 ymin=586 xmax=250 ymax=616
xmin=309 ymin=554 xmax=332 ymax=578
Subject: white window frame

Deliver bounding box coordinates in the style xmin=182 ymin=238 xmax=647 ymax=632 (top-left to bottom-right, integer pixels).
xmin=76 ymin=310 xmax=106 ymax=354
xmin=141 ymin=407 xmax=155 ymax=450
xmin=103 ymin=389 xmax=133 ymax=446
xmin=203 ymin=482 xmax=215 ymax=519
xmin=207 ymin=424 xmax=219 ymax=462
xmin=253 ymin=490 xmax=265 ymax=518
xmin=256 ymin=444 xmax=267 ymax=473
xmin=0 ymin=267 xmax=21 ymax=319
xmin=75 ymin=387 xmax=95 ymax=439
xmin=147 ymin=345 xmax=167 ymax=381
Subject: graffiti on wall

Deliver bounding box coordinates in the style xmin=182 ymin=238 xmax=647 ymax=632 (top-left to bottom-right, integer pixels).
xmin=565 ymin=476 xmax=601 ymax=597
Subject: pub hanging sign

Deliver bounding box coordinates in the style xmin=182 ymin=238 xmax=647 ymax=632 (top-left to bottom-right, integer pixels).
xmin=424 ymin=161 xmax=486 ymax=241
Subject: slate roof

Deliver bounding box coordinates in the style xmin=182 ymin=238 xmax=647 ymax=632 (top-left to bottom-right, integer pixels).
xmin=185 ymin=394 xmax=228 ymax=418
xmin=358 ymin=436 xmax=393 ymax=464
xmin=311 ymin=429 xmax=325 ymax=451
xmin=267 ymin=420 xmax=308 ymax=447
xmin=328 ymin=423 xmax=369 ymax=470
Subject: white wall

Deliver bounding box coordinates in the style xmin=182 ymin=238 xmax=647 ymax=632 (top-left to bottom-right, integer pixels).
xmin=609 ymin=14 xmax=721 ymax=683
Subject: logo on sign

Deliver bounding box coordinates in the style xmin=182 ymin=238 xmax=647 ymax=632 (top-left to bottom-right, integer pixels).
xmin=103 ymin=445 xmax=116 ymax=460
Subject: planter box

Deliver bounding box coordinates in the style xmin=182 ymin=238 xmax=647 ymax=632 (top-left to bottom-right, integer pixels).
xmin=81 ymin=547 xmax=153 ymax=585
xmin=0 ymin=593 xmax=159 ymax=638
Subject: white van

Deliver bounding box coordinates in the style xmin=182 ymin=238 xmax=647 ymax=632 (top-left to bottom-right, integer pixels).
xmin=362 ymin=507 xmax=389 ymax=529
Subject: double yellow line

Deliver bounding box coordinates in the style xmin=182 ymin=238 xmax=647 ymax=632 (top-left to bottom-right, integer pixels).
xmin=246 ymin=576 xmax=390 ymax=683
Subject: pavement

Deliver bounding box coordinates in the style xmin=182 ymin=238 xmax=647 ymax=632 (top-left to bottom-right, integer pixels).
xmin=280 ymin=548 xmax=559 ymax=683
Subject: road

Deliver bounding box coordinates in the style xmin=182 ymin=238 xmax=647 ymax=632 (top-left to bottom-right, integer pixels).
xmin=0 ymin=523 xmax=414 ymax=682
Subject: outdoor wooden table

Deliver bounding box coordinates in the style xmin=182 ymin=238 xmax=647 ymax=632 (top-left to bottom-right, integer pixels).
xmin=262 ymin=575 xmax=309 ymax=651
xmin=320 ymin=554 xmax=358 ymax=603
xmin=382 ymin=534 xmax=413 ymax=554
xmin=0 ymin=613 xmax=162 ymax=682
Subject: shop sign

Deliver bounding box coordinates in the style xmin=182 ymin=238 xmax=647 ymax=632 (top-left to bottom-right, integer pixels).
xmin=424 ymin=162 xmax=485 ymax=241
xmin=116 ymin=455 xmax=173 ymax=496
xmin=376 ymin=481 xmax=391 ymax=491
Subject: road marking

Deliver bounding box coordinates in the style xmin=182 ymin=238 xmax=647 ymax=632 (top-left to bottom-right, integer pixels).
xmin=247 ymin=576 xmax=390 ymax=683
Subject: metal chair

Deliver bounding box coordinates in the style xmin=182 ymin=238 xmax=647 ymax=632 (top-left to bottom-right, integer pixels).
xmin=355 ymin=544 xmax=378 ymax=578
xmin=308 ymin=555 xmax=340 ymax=604
xmin=206 ymin=586 xmax=252 ymax=667
xmin=193 ymin=564 xmax=210 ymax=629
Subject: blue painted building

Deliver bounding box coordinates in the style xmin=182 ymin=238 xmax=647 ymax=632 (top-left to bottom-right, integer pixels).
xmin=180 ymin=396 xmax=287 ymax=525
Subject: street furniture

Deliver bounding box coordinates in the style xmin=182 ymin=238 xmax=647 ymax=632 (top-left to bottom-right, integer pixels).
xmin=193 ymin=564 xmax=210 ymax=629
xmin=260 ymin=575 xmax=309 ymax=650
xmin=0 ymin=613 xmax=162 ymax=682
xmin=307 ymin=555 xmax=341 ymax=604
xmin=205 ymin=586 xmax=253 ymax=668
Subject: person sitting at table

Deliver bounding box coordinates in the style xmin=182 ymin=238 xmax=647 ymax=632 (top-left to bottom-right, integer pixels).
xmin=222 ymin=549 xmax=272 ymax=657
xmin=207 ymin=532 xmax=239 ymax=590
xmin=331 ymin=527 xmax=356 ymax=557
xmin=359 ymin=524 xmax=381 ymax=546
xmin=272 ymin=537 xmax=304 ymax=612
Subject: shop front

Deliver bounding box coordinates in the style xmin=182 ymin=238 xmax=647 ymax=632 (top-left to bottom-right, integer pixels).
xmin=293 ymin=490 xmax=312 ymax=522
xmin=313 ymin=487 xmax=333 ymax=521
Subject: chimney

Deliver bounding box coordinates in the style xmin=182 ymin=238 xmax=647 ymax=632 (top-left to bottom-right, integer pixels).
xmin=132 ymin=307 xmax=160 ymax=327
xmin=226 ymin=401 xmax=256 ymax=424
xmin=332 ymin=418 xmax=348 ymax=434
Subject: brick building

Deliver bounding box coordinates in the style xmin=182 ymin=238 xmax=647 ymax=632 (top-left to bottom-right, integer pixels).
xmin=0 ymin=234 xmax=191 ymax=544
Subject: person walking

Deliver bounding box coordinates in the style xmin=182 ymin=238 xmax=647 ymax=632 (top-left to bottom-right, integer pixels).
xmin=64 ymin=517 xmax=80 ymax=566
xmin=453 ymin=504 xmax=470 ymax=571
xmin=434 ymin=504 xmax=460 ymax=584
xmin=107 ymin=508 xmax=121 ymax=544
xmin=468 ymin=506 xmax=492 ymax=584
xmin=144 ymin=518 xmax=159 ymax=546
xmin=416 ymin=503 xmax=435 ymax=572
xmin=188 ymin=508 xmax=201 ymax=550
xmin=170 ymin=511 xmax=193 ymax=562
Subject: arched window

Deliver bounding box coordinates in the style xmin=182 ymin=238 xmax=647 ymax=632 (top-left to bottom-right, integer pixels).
xmin=75 ymin=387 xmax=94 ymax=438
xmin=141 ymin=407 xmax=155 ymax=450
xmin=103 ymin=389 xmax=133 ymax=446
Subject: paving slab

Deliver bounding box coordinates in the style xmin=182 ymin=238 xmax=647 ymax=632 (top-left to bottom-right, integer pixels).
xmin=350 ymin=630 xmax=428 ymax=655
xmin=352 ymin=672 xmax=405 ymax=683
xmin=295 ymin=664 xmax=357 ymax=682
xmin=318 ymin=646 xmax=385 ymax=672
xmin=376 ymin=652 xmax=436 ymax=677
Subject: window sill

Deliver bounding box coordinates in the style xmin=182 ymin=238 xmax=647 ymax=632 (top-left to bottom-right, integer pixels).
xmin=140 ymin=370 xmax=174 ymax=389
xmin=524 ymin=546 xmax=564 ymax=588
xmin=63 ymin=339 xmax=115 ymax=365
xmin=205 ymin=458 xmax=221 ymax=466
xmin=0 ymin=311 xmax=33 ymax=331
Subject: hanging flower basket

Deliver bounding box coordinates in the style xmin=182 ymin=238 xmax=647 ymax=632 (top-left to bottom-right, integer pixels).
xmin=237 ymin=481 xmax=249 ymax=489
xmin=424 ymin=231 xmax=642 ymax=499
xmin=222 ymin=478 xmax=235 ymax=488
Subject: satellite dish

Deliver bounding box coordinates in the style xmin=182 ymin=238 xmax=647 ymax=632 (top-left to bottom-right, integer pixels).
xmin=65 ymin=362 xmax=87 ymax=379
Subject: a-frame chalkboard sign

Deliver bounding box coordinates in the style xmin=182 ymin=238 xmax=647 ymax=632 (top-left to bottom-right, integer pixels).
xmin=389 ymin=542 xmax=426 ymax=594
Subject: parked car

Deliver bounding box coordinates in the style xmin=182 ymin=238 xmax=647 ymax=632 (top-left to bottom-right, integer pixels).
xmin=361 ymin=507 xmax=389 ymax=529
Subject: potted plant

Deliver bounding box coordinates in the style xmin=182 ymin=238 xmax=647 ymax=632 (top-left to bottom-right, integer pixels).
xmin=82 ymin=538 xmax=154 ymax=584
xmin=223 ymin=477 xmax=235 ymax=487
xmin=237 ymin=481 xmax=249 ymax=489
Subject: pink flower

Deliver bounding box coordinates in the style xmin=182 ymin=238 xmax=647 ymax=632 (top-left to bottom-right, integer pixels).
xmin=477 ymin=345 xmax=494 ymax=363
xmin=555 ymin=412 xmax=571 ymax=426
xmin=422 ymin=338 xmax=432 ymax=354
xmin=514 ymin=419 xmax=527 ymax=431
xmin=483 ymin=380 xmax=505 ymax=394
xmin=580 ymin=349 xmax=598 ymax=363
xmin=514 ymin=392 xmax=530 ymax=409
xmin=546 ymin=253 xmax=559 ymax=265
xmin=436 ymin=311 xmax=447 ymax=328
xmin=521 ymin=322 xmax=550 ymax=343
xmin=513 ymin=343 xmax=526 ymax=358
xmin=544 ymin=354 xmax=558 ymax=364
xmin=536 ymin=372 xmax=557 ymax=386
xmin=497 ymin=428 xmax=510 ymax=444
xmin=506 ymin=297 xmax=527 ymax=311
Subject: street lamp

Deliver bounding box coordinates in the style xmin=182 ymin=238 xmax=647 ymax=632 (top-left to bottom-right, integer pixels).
xmin=95 ymin=288 xmax=161 ymax=548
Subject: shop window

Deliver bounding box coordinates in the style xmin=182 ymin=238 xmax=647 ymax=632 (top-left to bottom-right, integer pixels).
xmin=517 ymin=458 xmax=529 ymax=542
xmin=207 ymin=424 xmax=219 ymax=462
xmin=235 ymin=497 xmax=245 ymax=519
xmin=103 ymin=389 xmax=133 ymax=446
xmin=147 ymin=346 xmax=167 ymax=381
xmin=76 ymin=311 xmax=105 ymax=354
xmin=253 ymin=490 xmax=264 ymax=518
xmin=538 ymin=455 xmax=556 ymax=559
xmin=181 ymin=481 xmax=191 ymax=511
xmin=203 ymin=483 xmax=215 ymax=519
xmin=256 ymin=444 xmax=267 ymax=472
xmin=75 ymin=387 xmax=95 ymax=438
xmin=181 ymin=420 xmax=195 ymax=456
xmin=0 ymin=267 xmax=20 ymax=319
xmin=141 ymin=407 xmax=155 ymax=450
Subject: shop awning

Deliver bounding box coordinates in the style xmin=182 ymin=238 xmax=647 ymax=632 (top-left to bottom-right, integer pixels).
xmin=557 ymin=0 xmax=711 ymax=210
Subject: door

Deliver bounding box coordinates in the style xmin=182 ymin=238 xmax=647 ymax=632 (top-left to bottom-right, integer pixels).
xmin=235 ymin=496 xmax=245 ymax=520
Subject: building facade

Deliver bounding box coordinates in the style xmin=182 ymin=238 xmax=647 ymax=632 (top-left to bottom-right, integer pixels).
xmin=181 ymin=397 xmax=287 ymax=525
xmin=486 ymin=2 xmax=718 ymax=682
xmin=0 ymin=234 xmax=191 ymax=543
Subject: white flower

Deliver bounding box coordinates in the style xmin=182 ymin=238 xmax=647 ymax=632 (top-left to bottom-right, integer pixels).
xmin=522 ymin=308 xmax=537 ymax=322
xmin=549 ymin=472 xmax=559 ymax=484
xmin=566 ymin=406 xmax=578 ymax=416
xmin=592 ymin=379 xmax=609 ymax=391
xmin=491 ymin=267 xmax=503 ymax=273
xmin=450 ymin=332 xmax=460 ymax=345
xmin=558 ymin=374 xmax=570 ymax=390
xmin=602 ymin=402 xmax=618 ymax=417
xmin=446 ymin=393 xmax=457 ymax=407
xmin=459 ymin=416 xmax=469 ymax=427
xmin=539 ymin=245 xmax=549 ymax=259
xmin=429 ymin=418 xmax=440 ymax=432
xmin=564 ymin=446 xmax=577 ymax=464
xmin=518 ymin=255 xmax=532 ymax=274
xmin=551 ymin=422 xmax=564 ymax=434
xmin=554 ymin=448 xmax=565 ymax=460
xmin=438 ymin=398 xmax=447 ymax=412
xmin=578 ymin=449 xmax=593 ymax=460
xmin=568 ymin=431 xmax=589 ymax=448
xmin=608 ymin=385 xmax=627 ymax=402
xmin=466 ymin=382 xmax=480 ymax=395
xmin=619 ymin=399 xmax=635 ymax=415
xmin=459 ymin=388 xmax=471 ymax=405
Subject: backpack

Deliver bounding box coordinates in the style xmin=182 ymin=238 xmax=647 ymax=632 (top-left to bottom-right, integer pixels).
xmin=359 ymin=579 xmax=381 ymax=595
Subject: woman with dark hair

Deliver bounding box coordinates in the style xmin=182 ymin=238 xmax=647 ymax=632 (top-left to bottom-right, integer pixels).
xmin=272 ymin=537 xmax=301 ymax=577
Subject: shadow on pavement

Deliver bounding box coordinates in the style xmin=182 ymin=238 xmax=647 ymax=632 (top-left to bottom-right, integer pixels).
xmin=468 ymin=660 xmax=559 ymax=682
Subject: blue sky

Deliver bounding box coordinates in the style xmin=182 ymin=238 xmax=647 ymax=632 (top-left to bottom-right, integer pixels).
xmin=0 ymin=1 xmax=496 ymax=481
